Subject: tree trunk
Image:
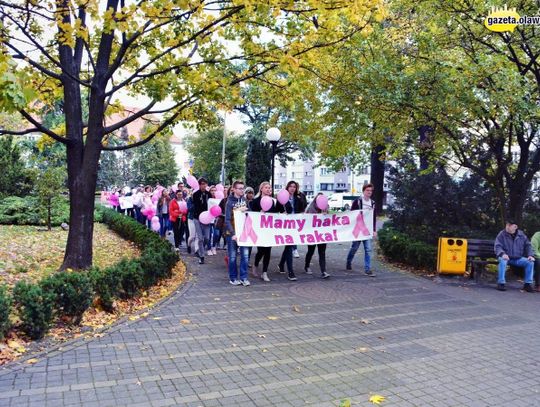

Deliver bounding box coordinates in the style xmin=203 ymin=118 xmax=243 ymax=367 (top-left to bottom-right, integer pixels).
xmin=506 ymin=181 xmax=529 ymax=226
xmin=370 ymin=143 xmax=385 ymax=213
xmin=47 ymin=197 xmax=52 ymax=231
xmin=418 ymin=125 xmax=432 ymax=171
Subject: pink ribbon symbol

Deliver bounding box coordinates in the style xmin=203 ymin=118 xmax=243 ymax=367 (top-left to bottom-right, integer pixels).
xmin=352 ymin=211 xmax=371 ymax=238
xmin=239 ymin=213 xmax=258 ymax=244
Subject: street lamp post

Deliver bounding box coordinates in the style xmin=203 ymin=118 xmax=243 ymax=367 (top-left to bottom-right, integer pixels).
xmin=265 ymin=127 xmax=281 ymax=196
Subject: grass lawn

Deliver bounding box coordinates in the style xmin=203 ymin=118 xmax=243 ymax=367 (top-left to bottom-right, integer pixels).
xmin=0 ymin=223 xmax=141 ymax=287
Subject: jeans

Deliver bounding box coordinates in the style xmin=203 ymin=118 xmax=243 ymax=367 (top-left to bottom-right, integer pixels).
xmin=159 ymin=214 xmax=169 ymax=237
xmin=206 ymin=224 xmax=215 ymax=250
xmin=347 ymin=239 xmax=372 ymax=272
xmin=279 ymin=246 xmax=294 ymax=273
xmin=497 ymin=257 xmax=534 ymax=284
xmin=305 ymin=244 xmax=327 ymax=273
xmin=212 ymin=227 xmax=222 ymax=249
xmin=227 ymin=238 xmax=249 ymax=282
xmin=193 ymin=219 xmax=210 ymax=257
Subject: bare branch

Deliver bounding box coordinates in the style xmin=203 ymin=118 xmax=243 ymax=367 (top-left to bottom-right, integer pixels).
xmin=18 ymin=109 xmax=68 ymax=144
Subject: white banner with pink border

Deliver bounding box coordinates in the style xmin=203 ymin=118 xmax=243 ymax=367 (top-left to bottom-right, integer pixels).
xmin=233 ymin=210 xmax=373 ymax=247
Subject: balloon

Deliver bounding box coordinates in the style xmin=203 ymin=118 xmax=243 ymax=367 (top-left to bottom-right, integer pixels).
xmin=316 ymin=194 xmax=329 ymax=210
xmin=260 ymin=196 xmax=273 ymax=212
xmin=143 ymin=207 xmax=156 ymax=220
xmin=277 ymin=189 xmax=290 ymax=205
xmin=178 ymin=201 xmax=188 ymax=213
xmin=214 ymin=190 xmax=224 ymax=200
xmin=187 ymin=175 xmax=198 ymax=189
xmin=151 ymin=216 xmax=160 ymax=232
xmin=216 ymin=183 xmax=224 ymax=191
xmin=199 ymin=211 xmax=214 ymax=225
xmin=210 ymin=205 xmax=222 ymax=217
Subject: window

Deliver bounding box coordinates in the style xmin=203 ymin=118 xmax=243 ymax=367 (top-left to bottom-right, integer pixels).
xmin=305 ymin=171 xmax=312 ymax=176
xmin=320 ymin=168 xmax=328 ymax=176
xmin=291 ymin=172 xmax=295 ymax=178
xmin=336 ymin=183 xmax=346 ymax=189
xmin=320 ymin=183 xmax=333 ymax=191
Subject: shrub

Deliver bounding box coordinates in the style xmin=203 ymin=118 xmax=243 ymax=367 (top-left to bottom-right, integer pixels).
xmin=0 ymin=285 xmax=13 ymax=340
xmin=378 ymin=225 xmax=437 ymax=270
xmin=40 ymin=271 xmax=94 ymax=324
xmin=115 ymin=259 xmax=144 ymax=299
xmin=13 ymin=281 xmax=55 ymax=339
xmin=89 ymin=267 xmax=120 ymax=313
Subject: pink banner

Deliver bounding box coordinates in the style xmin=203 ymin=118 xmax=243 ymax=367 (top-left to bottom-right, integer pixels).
xmin=234 ymin=210 xmax=374 ymax=247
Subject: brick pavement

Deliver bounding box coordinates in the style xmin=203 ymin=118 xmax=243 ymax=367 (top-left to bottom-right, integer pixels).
xmin=0 ymin=241 xmax=539 ymax=406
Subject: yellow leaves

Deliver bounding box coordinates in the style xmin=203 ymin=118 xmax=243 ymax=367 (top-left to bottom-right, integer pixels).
xmin=180 ymin=319 xmax=191 ymax=325
xmin=339 ymin=399 xmax=351 ymax=407
xmin=369 ymin=394 xmax=386 ymax=404
xmin=7 ymin=341 xmax=26 ymax=354
xmin=26 ymin=358 xmax=39 ymax=364
xmin=266 ymin=316 xmax=279 ymax=320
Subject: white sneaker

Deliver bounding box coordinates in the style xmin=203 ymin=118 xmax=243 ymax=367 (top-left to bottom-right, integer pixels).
xmin=241 ymin=279 xmax=251 ymax=286
xmin=304 ymin=267 xmax=312 ymax=275
xmin=261 ymin=272 xmax=270 ymax=282
xmin=207 ymin=250 xmax=213 ymax=256
xmin=293 ymin=249 xmax=300 ymax=258
xmin=321 ymin=271 xmax=330 ymax=279
xmin=229 ymin=280 xmax=241 ymax=286
xmin=212 ymin=247 xmax=217 ymax=255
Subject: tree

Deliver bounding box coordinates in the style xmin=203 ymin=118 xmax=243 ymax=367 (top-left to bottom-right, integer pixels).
xmin=0 ymin=1 xmax=383 ymax=269
xmin=184 ymin=128 xmax=246 ymax=185
xmin=132 ymin=134 xmax=179 ymax=187
xmin=35 ymin=167 xmax=66 ymax=230
xmin=0 ymin=136 xmax=33 ymax=197
xmin=245 ymin=124 xmax=271 ymax=190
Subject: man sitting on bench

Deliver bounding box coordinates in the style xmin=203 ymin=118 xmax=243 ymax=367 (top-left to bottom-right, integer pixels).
xmin=494 ymin=218 xmax=535 ymax=292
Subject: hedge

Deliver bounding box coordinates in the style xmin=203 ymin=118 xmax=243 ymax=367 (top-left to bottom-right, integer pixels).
xmin=3 ymin=206 xmax=179 ymax=340
xmin=378 ymin=224 xmax=437 ymax=270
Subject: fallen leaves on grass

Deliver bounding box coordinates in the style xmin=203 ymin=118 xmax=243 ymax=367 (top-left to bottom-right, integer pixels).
xmin=0 ymin=224 xmax=140 ymax=288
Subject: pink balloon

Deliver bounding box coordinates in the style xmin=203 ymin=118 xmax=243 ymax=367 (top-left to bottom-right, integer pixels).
xmin=151 ymin=216 xmax=160 ymax=232
xmin=144 ymin=208 xmax=156 ymax=220
xmin=216 ymin=184 xmax=224 ymax=191
xmin=214 ymin=190 xmax=224 ymax=200
xmin=199 ymin=211 xmax=214 ymax=225
xmin=316 ymin=194 xmax=329 ymax=210
xmin=178 ymin=201 xmax=188 ymax=213
xmin=277 ymin=189 xmax=289 ymax=205
xmin=187 ymin=175 xmax=198 ymax=189
xmin=210 ymin=205 xmax=222 ymax=217
xmin=260 ymin=196 xmax=273 ymax=212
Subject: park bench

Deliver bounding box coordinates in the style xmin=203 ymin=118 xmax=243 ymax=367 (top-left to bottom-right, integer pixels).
xmin=466 ymin=239 xmax=498 ymax=283
xmin=467 ymin=239 xmax=523 ymax=283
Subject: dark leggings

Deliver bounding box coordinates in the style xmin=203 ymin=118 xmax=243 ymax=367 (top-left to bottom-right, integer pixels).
xmin=254 ymin=247 xmax=272 ymax=273
xmin=305 ymin=244 xmax=327 ymax=273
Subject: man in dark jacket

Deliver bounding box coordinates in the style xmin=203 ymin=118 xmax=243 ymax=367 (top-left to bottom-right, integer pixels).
xmin=494 ymin=219 xmax=535 ymax=292
xmin=224 ymin=180 xmax=250 ymax=286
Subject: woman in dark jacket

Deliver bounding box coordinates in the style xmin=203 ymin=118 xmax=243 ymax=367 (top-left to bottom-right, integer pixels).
xmin=249 ymin=181 xmax=284 ymax=282
xmin=278 ymin=180 xmax=306 ymax=281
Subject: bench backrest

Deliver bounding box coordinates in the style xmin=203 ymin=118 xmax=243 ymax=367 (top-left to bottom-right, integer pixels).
xmin=467 ymin=239 xmax=495 ymax=259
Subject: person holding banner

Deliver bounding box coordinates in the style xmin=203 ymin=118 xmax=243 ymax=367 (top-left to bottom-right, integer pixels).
xmin=249 ymin=182 xmax=284 ymax=282
xmin=224 ymin=180 xmax=250 ymax=286
xmin=346 ymin=183 xmax=377 ymax=276
xmin=278 ymin=180 xmax=307 ymax=281
xmin=304 ymin=193 xmax=331 ymax=279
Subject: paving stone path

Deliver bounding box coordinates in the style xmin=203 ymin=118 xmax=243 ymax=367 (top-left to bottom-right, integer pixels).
xmin=1 ymin=242 xmax=539 ymax=406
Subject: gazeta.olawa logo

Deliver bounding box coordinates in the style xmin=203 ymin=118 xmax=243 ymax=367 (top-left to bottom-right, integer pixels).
xmin=484 ymin=5 xmax=520 ymax=32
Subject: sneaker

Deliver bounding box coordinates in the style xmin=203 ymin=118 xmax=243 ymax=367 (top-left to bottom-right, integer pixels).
xmin=229 ymin=280 xmax=241 ymax=286
xmin=198 ymin=257 xmax=205 ymax=265
xmin=241 ymin=279 xmax=251 ymax=286
xmin=261 ymin=272 xmax=270 ymax=282
xmin=346 ymin=263 xmax=352 ymax=271
xmin=304 ymin=267 xmax=313 ymax=275
xmin=288 ymin=272 xmax=297 ymax=281
xmin=278 ymin=265 xmax=286 ymax=274
xmin=212 ymin=247 xmax=217 ymax=255
xmin=496 ymin=283 xmax=506 ymax=291
xmin=251 ymin=264 xmax=260 ymax=278
xmin=293 ymin=249 xmax=300 ymax=258
xmin=321 ymin=271 xmax=330 ymax=279
xmin=523 ymin=283 xmax=534 ymax=293
xmin=207 ymin=250 xmax=213 ymax=256
xmin=174 ymin=247 xmax=180 ymax=253
xmin=365 ymin=270 xmax=375 ymax=277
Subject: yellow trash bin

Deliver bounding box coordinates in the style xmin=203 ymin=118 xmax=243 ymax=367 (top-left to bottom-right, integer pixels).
xmin=437 ymin=238 xmax=468 ymax=274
